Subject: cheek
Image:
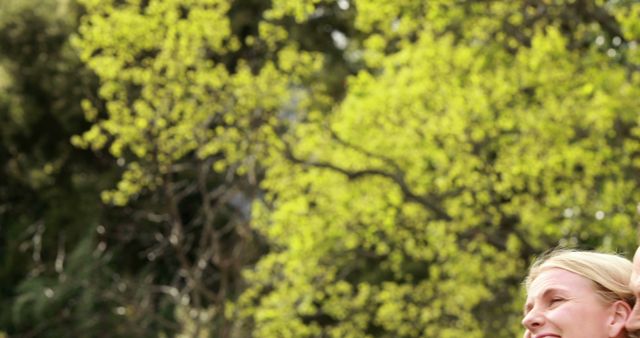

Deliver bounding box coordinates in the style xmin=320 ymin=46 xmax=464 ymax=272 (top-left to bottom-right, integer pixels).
xmin=548 ymin=304 xmax=609 ymax=330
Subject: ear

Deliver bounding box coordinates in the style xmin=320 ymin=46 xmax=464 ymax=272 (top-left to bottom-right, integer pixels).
xmin=608 ymin=300 xmax=632 ymax=338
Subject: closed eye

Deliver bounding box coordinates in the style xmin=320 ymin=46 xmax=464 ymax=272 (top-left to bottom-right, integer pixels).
xmin=549 ymin=298 xmax=565 ymax=305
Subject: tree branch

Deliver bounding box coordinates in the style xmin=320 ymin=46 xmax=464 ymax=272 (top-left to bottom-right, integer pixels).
xmin=283 ymin=142 xmax=452 ymax=221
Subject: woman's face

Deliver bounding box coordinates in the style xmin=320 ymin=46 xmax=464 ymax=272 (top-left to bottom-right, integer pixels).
xmin=522 ymin=268 xmax=620 ymax=338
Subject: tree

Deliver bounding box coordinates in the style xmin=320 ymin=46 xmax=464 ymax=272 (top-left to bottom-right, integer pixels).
xmin=0 ymin=0 xmax=128 ymax=336
xmin=239 ymin=1 xmax=640 ymax=337
xmin=71 ymin=0 xmax=341 ymax=336
xmin=71 ymin=0 xmax=640 ymax=337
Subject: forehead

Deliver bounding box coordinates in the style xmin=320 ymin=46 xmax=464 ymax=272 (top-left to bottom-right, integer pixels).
xmin=526 ymin=268 xmax=594 ymax=300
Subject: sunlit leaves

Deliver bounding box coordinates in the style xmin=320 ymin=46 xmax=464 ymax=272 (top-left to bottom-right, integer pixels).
xmin=73 ymin=0 xmax=297 ymax=204
xmin=73 ymin=0 xmax=640 ymax=337
xmin=244 ymin=13 xmax=640 ymax=338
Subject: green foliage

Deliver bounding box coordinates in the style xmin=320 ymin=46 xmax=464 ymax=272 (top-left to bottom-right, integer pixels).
xmin=237 ymin=2 xmax=640 ymax=338
xmin=5 ymin=0 xmax=640 ymax=337
xmin=70 ymin=0 xmax=333 ymax=336
xmin=72 ymin=0 xmax=327 ymax=206
xmin=0 ymin=0 xmax=122 ymax=335
xmin=11 ymin=237 xmax=123 ymax=337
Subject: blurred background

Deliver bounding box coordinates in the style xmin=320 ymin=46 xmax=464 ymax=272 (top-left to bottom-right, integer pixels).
xmin=2 ymin=0 xmax=640 ymax=337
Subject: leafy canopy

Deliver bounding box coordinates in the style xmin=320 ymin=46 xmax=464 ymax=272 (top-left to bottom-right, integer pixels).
xmin=70 ymin=0 xmax=640 ymax=337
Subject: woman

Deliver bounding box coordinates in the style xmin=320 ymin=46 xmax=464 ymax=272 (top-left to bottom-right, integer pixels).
xmin=522 ymin=249 xmax=637 ymax=338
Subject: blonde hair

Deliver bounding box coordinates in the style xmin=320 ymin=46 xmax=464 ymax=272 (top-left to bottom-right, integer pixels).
xmin=525 ymin=249 xmax=634 ymax=307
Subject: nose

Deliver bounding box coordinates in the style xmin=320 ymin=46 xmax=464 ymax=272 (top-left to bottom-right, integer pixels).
xmin=522 ymin=308 xmax=545 ymax=332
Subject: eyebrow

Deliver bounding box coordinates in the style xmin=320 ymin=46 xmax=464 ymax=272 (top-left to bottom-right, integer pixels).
xmin=523 ymin=287 xmax=567 ymax=314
